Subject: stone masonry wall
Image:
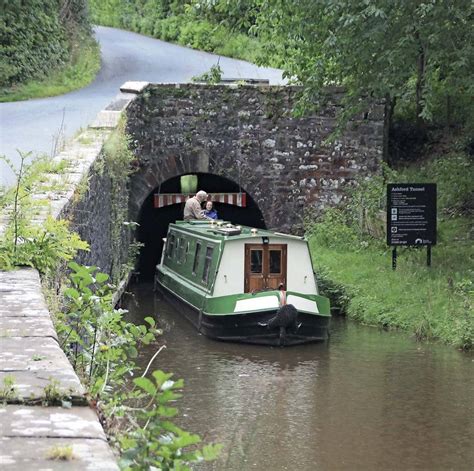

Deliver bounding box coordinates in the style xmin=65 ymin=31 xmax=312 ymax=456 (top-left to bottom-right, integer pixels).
xmin=126 ymin=84 xmax=384 ymax=232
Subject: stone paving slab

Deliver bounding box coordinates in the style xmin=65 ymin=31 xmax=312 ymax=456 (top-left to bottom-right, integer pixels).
xmin=0 ymin=370 xmax=84 ymax=403
xmin=0 ymin=437 xmax=119 ymax=470
xmin=0 ymin=337 xmax=85 ymax=401
xmin=0 ymin=268 xmax=49 ymax=315
xmin=119 ymin=81 xmax=149 ymax=93
xmin=0 ymin=405 xmax=106 ymax=439
xmin=90 ymin=110 xmax=122 ymax=129
xmin=0 ymin=316 xmax=57 ymax=338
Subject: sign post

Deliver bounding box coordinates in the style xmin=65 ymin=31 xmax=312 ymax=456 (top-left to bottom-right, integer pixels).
xmin=387 ymin=184 xmax=437 ymax=269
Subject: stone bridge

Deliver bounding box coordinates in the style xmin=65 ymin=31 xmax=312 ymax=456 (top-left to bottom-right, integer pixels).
xmin=126 ymin=84 xmax=384 ymax=234
xmin=0 ymin=85 xmax=384 ymax=466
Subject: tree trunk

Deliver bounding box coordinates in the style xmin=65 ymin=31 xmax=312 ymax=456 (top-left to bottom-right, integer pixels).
xmin=415 ymin=33 xmax=426 ymax=128
xmin=383 ymin=94 xmax=396 ymax=164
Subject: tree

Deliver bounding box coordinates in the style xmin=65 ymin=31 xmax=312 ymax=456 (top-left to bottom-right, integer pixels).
xmin=256 ymin=0 xmax=474 ymax=126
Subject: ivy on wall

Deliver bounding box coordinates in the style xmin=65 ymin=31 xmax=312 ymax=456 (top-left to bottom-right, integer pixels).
xmin=100 ymin=116 xmax=137 ymax=282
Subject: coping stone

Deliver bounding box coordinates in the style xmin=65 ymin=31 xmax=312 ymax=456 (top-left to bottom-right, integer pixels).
xmin=90 ymin=110 xmax=122 ymax=129
xmin=0 ymin=316 xmax=57 ymax=339
xmin=0 ymin=405 xmax=106 ymax=438
xmin=119 ymin=81 xmax=149 ymax=94
xmin=0 ymin=437 xmax=119 ymax=470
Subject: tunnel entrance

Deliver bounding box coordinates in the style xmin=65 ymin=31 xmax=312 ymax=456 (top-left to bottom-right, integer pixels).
xmin=136 ymin=173 xmax=266 ymax=280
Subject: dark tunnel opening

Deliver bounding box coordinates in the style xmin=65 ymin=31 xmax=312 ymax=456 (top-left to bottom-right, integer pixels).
xmin=136 ymin=173 xmax=267 ymax=280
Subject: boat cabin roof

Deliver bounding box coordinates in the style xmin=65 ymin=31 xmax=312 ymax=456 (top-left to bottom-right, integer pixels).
xmin=170 ymin=220 xmax=305 ymax=243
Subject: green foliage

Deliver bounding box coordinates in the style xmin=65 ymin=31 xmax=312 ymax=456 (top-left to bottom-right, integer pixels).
xmin=0 ymin=152 xmax=88 ymax=274
xmin=192 ymin=62 xmax=223 ymax=84
xmin=257 ymin=0 xmax=474 ymax=126
xmin=88 ymin=0 xmax=267 ymax=65
xmin=310 ymin=225 xmax=473 ymax=350
xmin=0 ymin=34 xmax=100 ymax=102
xmin=180 ymin=175 xmax=198 ymax=194
xmin=0 ymin=375 xmax=18 ymax=402
xmin=0 ymin=0 xmax=93 ymax=89
xmin=0 ymin=0 xmax=67 ymax=86
xmin=306 ymin=207 xmax=358 ymax=250
xmin=308 ymin=148 xmax=472 ymax=253
xmin=57 ymin=262 xmax=158 ymax=396
xmin=118 ymin=371 xmax=223 ymax=470
xmin=42 ymin=378 xmax=64 ymax=405
xmin=46 ymin=445 xmax=75 ymax=461
xmin=101 ymin=118 xmax=137 ymax=282
xmin=398 ymin=152 xmax=474 ymax=217
xmin=0 ymin=216 xmax=89 ymax=274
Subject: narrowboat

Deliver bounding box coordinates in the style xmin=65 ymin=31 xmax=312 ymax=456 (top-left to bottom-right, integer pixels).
xmin=154 ymin=220 xmax=330 ymax=346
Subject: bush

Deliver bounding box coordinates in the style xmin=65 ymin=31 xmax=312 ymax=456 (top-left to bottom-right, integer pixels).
xmin=398 ymin=152 xmax=474 ymax=216
xmin=306 ymin=207 xmax=358 ymax=250
xmin=0 ymin=1 xmax=67 ymax=86
xmin=88 ymin=0 xmax=277 ymax=66
xmin=0 ymin=0 xmax=92 ymax=88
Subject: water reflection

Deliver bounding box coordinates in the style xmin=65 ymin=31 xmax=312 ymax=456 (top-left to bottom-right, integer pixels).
xmin=123 ymin=283 xmax=474 ymax=470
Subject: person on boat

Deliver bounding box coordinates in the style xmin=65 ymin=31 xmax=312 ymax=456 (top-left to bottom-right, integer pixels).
xmin=204 ymin=201 xmax=218 ymax=220
xmin=183 ymin=190 xmax=210 ymax=220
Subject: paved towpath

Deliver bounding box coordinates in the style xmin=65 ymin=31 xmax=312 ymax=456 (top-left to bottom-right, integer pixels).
xmin=0 ymin=26 xmax=284 ymax=185
xmin=0 ymin=269 xmax=119 ymax=469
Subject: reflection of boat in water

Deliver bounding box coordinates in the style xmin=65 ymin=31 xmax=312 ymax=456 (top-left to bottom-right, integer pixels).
xmin=154 ymin=220 xmax=330 ymax=346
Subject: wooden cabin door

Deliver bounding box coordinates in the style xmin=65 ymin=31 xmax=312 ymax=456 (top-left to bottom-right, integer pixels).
xmin=244 ymin=244 xmax=287 ymax=292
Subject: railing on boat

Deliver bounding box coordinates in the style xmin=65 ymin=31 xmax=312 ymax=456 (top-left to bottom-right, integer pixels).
xmin=154 ymin=192 xmax=247 ymax=208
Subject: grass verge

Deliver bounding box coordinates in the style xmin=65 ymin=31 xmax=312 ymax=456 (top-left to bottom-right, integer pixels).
xmin=0 ymin=36 xmax=100 ymax=103
xmin=307 ymin=134 xmax=473 ymax=351
xmin=310 ymin=217 xmax=473 ymax=350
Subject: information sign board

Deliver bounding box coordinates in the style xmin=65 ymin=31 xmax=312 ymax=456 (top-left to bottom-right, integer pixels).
xmin=387 ymin=184 xmax=436 ymax=246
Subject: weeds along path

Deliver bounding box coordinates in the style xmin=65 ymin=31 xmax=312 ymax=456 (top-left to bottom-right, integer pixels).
xmin=0 ymin=26 xmax=284 ymax=186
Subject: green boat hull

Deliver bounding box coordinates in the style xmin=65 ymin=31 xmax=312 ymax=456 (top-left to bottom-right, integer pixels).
xmin=155 ymin=269 xmax=330 ymax=346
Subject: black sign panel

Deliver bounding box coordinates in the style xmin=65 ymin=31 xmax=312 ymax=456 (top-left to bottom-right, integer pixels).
xmin=387 ymin=184 xmax=437 ymax=246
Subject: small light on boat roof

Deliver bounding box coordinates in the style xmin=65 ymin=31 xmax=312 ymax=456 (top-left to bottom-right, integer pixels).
xmin=251 ymin=228 xmax=258 ymax=236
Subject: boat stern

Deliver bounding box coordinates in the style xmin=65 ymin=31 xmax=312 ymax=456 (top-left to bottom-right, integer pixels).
xmin=202 ymin=290 xmax=331 ymax=346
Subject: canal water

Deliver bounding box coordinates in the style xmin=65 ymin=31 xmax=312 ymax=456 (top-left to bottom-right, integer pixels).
xmin=123 ymin=283 xmax=474 ymax=471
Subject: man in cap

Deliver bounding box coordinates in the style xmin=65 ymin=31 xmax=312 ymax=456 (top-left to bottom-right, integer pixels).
xmin=183 ymin=190 xmax=210 ymax=220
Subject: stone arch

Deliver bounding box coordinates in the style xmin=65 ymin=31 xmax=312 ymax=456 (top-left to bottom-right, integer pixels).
xmin=129 ymin=154 xmax=266 ymax=227
xmin=131 ymin=166 xmax=267 ymax=279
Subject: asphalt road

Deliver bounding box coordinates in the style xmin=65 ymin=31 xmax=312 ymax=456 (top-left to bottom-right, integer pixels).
xmin=0 ymin=26 xmax=284 ymax=186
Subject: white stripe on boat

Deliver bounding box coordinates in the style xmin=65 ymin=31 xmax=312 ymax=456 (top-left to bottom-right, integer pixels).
xmin=234 ymin=296 xmax=280 ymax=313
xmin=286 ymin=295 xmax=319 ymax=314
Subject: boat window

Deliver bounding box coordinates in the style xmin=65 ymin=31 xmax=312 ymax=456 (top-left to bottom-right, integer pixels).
xmin=250 ymin=249 xmax=263 ymax=273
xmin=166 ymin=234 xmax=175 ymax=258
xmin=202 ymin=246 xmax=214 ymax=283
xmin=269 ymin=250 xmax=282 ymax=274
xmin=176 ymin=237 xmax=186 ymax=264
xmin=184 ymin=241 xmax=190 ymax=263
xmin=192 ymin=242 xmax=201 ymax=275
